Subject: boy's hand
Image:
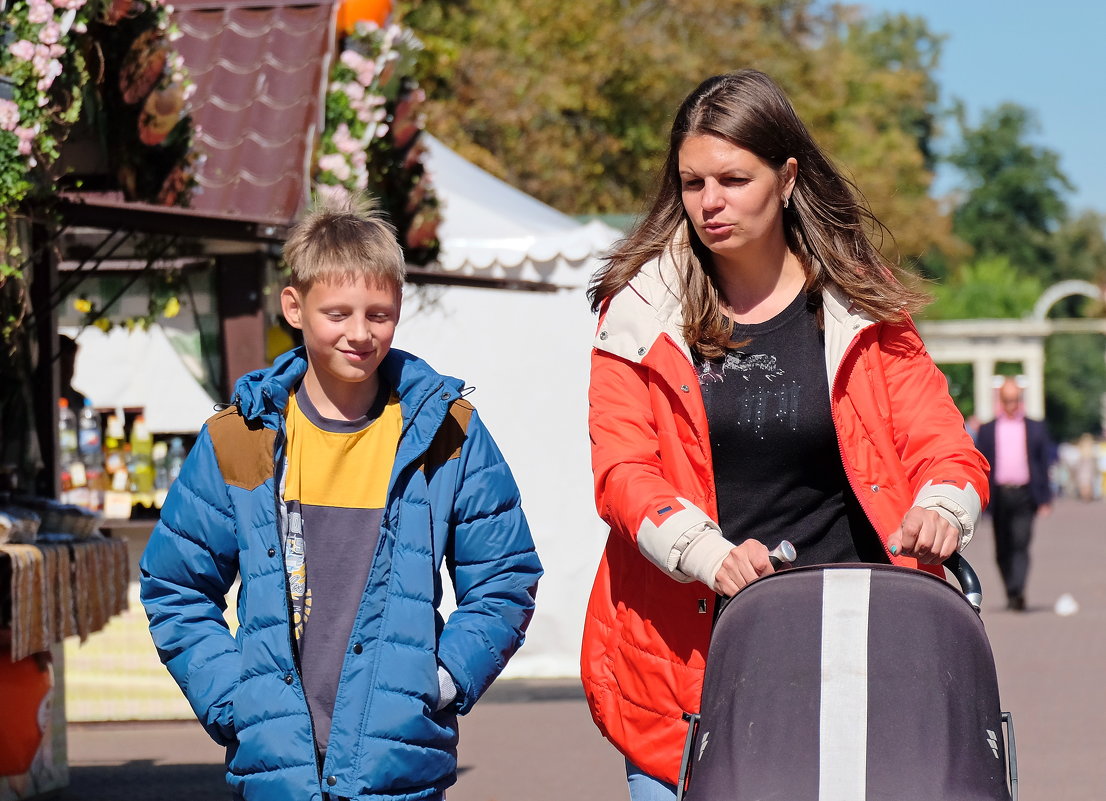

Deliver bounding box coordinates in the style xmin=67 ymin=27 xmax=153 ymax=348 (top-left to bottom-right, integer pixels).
xmin=887 ymin=506 xmax=959 ymax=564
xmin=713 ymin=539 xmax=774 ymax=597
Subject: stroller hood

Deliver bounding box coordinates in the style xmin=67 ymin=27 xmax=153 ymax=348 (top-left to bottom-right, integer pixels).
xmin=685 ymin=564 xmax=1011 ymax=801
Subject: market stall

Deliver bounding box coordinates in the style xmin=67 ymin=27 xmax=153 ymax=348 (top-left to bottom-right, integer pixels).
xmin=0 ymin=503 xmax=129 ymax=800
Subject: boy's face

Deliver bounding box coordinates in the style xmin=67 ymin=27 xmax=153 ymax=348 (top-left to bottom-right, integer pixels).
xmin=281 ymin=276 xmax=400 ymax=392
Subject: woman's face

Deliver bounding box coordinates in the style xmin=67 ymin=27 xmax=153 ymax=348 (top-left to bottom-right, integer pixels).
xmin=678 ymin=134 xmax=795 ymax=266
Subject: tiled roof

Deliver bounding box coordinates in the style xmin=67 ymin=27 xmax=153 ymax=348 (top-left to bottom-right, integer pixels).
xmin=171 ymin=0 xmax=337 ymax=226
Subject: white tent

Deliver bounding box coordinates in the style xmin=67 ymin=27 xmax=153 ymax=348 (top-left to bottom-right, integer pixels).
xmin=399 ymin=137 xmax=623 ymax=678
xmin=421 ymin=134 xmax=620 ymax=284
xmin=63 ymin=323 xmax=220 ymax=434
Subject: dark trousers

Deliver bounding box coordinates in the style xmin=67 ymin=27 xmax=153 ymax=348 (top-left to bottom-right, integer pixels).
xmin=991 ymin=484 xmax=1036 ymax=600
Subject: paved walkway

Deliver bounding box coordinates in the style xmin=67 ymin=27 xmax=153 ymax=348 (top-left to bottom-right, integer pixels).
xmin=64 ymin=497 xmax=1105 ymax=800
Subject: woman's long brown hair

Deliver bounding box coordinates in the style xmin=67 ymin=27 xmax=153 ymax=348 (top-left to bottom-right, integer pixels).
xmin=588 ymin=70 xmax=930 ymax=358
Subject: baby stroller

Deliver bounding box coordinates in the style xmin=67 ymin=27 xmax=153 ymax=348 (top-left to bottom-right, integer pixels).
xmin=678 ymin=553 xmax=1017 ymax=801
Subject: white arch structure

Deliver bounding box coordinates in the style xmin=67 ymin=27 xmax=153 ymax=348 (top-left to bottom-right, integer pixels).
xmin=917 ymin=281 xmax=1106 ymax=421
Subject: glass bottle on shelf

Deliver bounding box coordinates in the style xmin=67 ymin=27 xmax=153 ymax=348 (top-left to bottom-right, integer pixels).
xmin=129 ymin=415 xmax=155 ymax=507
xmin=103 ymin=413 xmax=127 ymax=479
xmin=77 ymin=399 xmax=104 ymax=511
xmin=58 ymin=398 xmax=82 ymax=502
xmin=167 ymin=437 xmax=186 ymax=484
xmin=153 ymin=440 xmax=169 ymax=509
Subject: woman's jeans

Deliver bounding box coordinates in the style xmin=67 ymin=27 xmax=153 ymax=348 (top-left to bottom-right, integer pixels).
xmin=626 ymin=758 xmax=678 ymax=801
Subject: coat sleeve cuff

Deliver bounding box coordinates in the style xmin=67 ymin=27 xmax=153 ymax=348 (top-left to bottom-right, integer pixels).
xmin=635 ymin=498 xmax=730 ymax=588
xmin=675 ymin=526 xmax=735 ymax=591
xmin=913 ymin=480 xmax=983 ymax=551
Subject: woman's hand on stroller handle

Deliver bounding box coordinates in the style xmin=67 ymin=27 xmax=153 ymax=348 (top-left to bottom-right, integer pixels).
xmin=714 ymin=539 xmax=796 ymax=597
xmin=887 ymin=505 xmax=959 ymax=564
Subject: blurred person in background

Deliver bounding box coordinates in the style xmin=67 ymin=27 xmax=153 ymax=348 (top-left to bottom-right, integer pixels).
xmin=976 ymin=377 xmax=1053 ymax=611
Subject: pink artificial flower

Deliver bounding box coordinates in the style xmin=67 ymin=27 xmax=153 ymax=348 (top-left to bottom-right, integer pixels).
xmin=8 ymin=40 xmax=36 ymax=62
xmin=332 ymin=124 xmax=360 ymax=155
xmin=317 ymin=153 xmax=351 ymax=182
xmin=40 ymin=21 xmax=62 ymax=45
xmin=340 ymin=50 xmax=368 ymax=71
xmin=341 ymin=81 xmax=365 ymax=102
xmin=0 ymin=99 xmax=20 ymax=132
xmin=33 ymin=44 xmax=56 ymax=75
xmin=315 ymin=183 xmax=351 ymax=207
xmin=28 ymin=0 xmax=53 ymax=24
xmin=15 ymin=127 xmax=36 ymax=155
xmin=37 ymin=59 xmax=63 ymax=92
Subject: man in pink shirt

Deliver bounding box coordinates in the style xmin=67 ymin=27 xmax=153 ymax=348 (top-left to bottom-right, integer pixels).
xmin=976 ymin=378 xmax=1054 ymax=611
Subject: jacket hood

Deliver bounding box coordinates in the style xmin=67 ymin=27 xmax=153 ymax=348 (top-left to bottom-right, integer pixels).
xmin=231 ymin=347 xmax=308 ymax=421
xmin=596 ymin=245 xmax=878 ymax=387
xmin=231 ymin=347 xmax=465 ymax=428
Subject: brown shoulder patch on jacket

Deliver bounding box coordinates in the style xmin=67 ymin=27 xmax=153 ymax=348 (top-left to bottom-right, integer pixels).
xmin=206 ymin=406 xmax=275 ymax=491
xmin=420 ymin=399 xmax=473 ymax=473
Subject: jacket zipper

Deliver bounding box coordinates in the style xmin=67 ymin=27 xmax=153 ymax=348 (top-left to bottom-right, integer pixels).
xmin=271 ymin=424 xmax=325 ymax=784
xmin=828 ymin=331 xmax=896 ymax=563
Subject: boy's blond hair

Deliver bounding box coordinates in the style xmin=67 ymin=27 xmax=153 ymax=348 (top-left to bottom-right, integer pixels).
xmin=283 ymin=192 xmax=406 ymax=291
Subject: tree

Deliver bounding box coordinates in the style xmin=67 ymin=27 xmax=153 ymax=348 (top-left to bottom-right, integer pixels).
xmin=947 ymin=103 xmax=1073 ymax=283
xmin=924 ymin=256 xmax=1043 ymax=320
xmin=794 ymin=11 xmax=964 ymax=271
xmin=1051 ymin=211 xmax=1106 ymax=283
xmin=400 ymin=1 xmax=958 ymax=264
xmin=1045 ymin=334 xmax=1106 ymax=442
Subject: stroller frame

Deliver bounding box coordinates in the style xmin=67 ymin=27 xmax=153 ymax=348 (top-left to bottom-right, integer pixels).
xmin=676 ymin=555 xmax=1018 ymax=801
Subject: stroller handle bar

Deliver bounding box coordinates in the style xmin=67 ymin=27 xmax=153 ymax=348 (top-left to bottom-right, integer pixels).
xmin=766 ymin=542 xmax=983 ymax=612
xmin=716 ymin=543 xmax=982 ymax=618
xmin=768 ymin=540 xmax=796 ymax=569
xmin=944 ymin=551 xmax=983 ymax=612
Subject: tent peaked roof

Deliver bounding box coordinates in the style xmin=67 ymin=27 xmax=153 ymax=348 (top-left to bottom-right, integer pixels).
xmin=423 ymin=135 xmax=621 ymax=283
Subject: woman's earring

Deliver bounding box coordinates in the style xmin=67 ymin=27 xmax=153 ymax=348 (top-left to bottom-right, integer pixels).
xmin=782 ymin=195 xmax=790 ymax=209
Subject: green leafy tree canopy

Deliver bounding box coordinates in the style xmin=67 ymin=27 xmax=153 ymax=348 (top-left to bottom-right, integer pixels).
xmin=947 ymin=103 xmax=1073 ymax=282
xmin=400 ymin=0 xmax=959 ymax=265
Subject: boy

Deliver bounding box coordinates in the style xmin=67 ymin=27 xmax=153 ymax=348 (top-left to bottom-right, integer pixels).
xmin=140 ymin=196 xmax=542 ymax=801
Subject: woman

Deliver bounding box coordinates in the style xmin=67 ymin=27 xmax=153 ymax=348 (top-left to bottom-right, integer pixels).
xmin=581 ymin=70 xmax=989 ymax=799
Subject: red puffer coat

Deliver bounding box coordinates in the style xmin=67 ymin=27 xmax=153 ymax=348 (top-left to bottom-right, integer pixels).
xmin=581 ymin=254 xmax=989 ymax=784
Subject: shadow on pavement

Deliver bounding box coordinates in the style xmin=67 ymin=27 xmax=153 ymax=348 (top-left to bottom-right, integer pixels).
xmin=64 ymin=762 xmax=225 ymax=801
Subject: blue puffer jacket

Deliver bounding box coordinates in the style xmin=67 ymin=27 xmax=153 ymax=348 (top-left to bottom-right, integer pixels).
xmin=140 ymin=348 xmax=542 ymax=800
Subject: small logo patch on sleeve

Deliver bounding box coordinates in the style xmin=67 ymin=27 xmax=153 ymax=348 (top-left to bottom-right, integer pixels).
xmin=645 ymin=501 xmax=684 ymax=527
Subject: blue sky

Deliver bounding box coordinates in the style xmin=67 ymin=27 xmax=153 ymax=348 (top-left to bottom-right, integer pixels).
xmin=858 ymin=0 xmax=1106 ymax=215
